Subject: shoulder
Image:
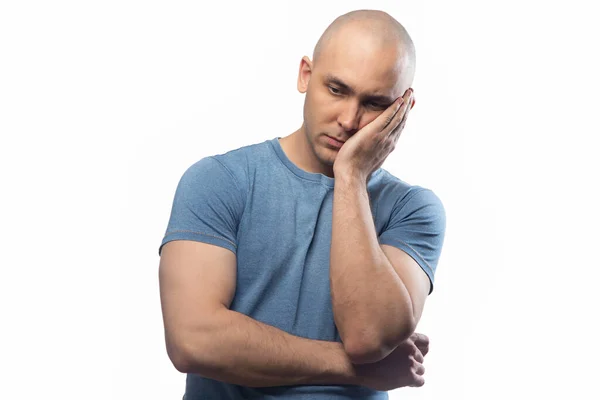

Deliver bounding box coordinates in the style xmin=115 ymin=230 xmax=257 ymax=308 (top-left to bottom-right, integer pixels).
xmin=181 ymin=138 xmax=271 ymax=187
xmin=372 ymin=169 xmax=443 ymax=204
xmin=374 ymin=169 xmax=445 ymax=221
xmin=209 ymin=138 xmax=275 ymax=185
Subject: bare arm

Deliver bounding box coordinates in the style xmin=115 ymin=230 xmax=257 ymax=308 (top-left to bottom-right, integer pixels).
xmin=159 ymin=240 xmax=359 ymax=388
xmin=329 ymin=174 xmax=432 ymax=365
xmin=329 ymin=89 xmax=434 ymax=365
xmin=330 ymin=174 xmax=415 ymax=363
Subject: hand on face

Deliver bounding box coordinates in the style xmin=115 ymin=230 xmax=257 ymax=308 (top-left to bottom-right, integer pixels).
xmin=333 ymin=88 xmax=415 ymax=181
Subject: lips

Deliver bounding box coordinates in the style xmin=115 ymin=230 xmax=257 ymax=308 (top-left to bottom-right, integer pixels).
xmin=325 ymin=135 xmax=345 ymax=149
xmin=327 ymin=136 xmax=345 ymax=143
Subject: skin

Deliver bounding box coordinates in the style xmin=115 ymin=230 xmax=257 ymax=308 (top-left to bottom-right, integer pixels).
xmin=277 ymin=9 xmax=429 ymax=384
xmin=279 ymin=9 xmax=417 ymax=180
xmin=159 ymin=9 xmax=429 ymax=392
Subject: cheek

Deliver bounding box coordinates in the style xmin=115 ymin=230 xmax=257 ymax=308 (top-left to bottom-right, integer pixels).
xmin=358 ymin=111 xmax=382 ymax=129
xmin=305 ymin=92 xmax=323 ymax=121
xmin=305 ymin=88 xmax=339 ymax=127
xmin=315 ymin=96 xmax=340 ymax=122
xmin=308 ymin=86 xmax=330 ymax=105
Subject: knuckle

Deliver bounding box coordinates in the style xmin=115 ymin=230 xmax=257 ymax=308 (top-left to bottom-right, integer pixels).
xmin=409 ymin=355 xmax=420 ymax=369
xmin=412 ymin=343 xmax=420 ymax=354
xmin=414 ymin=351 xmax=424 ymax=363
xmin=415 ymin=332 xmax=428 ymax=344
xmin=410 ymin=373 xmax=424 ymax=387
xmin=411 ymin=365 xmax=425 ymax=378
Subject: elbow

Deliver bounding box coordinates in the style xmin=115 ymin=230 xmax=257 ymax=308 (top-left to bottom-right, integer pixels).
xmin=343 ymin=331 xmax=390 ymax=364
xmin=166 ymin=339 xmax=193 ymax=373
xmin=390 ymin=317 xmax=417 ymax=347
xmin=165 ymin=333 xmax=207 ymax=374
xmin=165 ymin=312 xmax=226 ymax=374
xmin=171 ymin=353 xmax=192 ymax=374
xmin=344 ymin=319 xmax=417 ymax=365
xmin=345 ymin=340 xmax=387 ymax=364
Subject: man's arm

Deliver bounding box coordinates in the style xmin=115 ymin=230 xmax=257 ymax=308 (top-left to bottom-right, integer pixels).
xmin=159 ymin=240 xmax=359 ymax=388
xmin=329 ymin=174 xmax=431 ymax=364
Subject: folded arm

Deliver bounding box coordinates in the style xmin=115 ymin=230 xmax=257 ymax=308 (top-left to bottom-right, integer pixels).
xmin=159 ymin=240 xmax=360 ymax=388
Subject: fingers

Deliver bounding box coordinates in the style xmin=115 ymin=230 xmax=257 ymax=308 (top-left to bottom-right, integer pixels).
xmin=413 ymin=348 xmax=424 ymax=363
xmin=380 ymin=88 xmax=411 ymax=128
xmin=411 ymin=332 xmax=429 ymax=345
xmin=382 ymin=89 xmax=413 ymax=141
xmin=416 ymin=343 xmax=429 ymax=356
xmin=375 ymin=87 xmax=415 ymax=142
xmin=410 ymin=367 xmax=426 ymax=387
xmin=380 ymin=97 xmax=404 ymax=130
xmin=410 ymin=335 xmax=426 ymax=387
xmin=414 ymin=361 xmax=425 ymax=376
xmin=391 ymin=90 xmax=414 ymax=138
xmin=412 ymin=332 xmax=429 ymax=357
xmin=409 ymin=356 xmax=426 ymax=387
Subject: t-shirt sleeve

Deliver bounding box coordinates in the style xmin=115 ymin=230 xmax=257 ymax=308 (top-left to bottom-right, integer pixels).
xmin=158 ymin=156 xmax=245 ymax=256
xmin=377 ymin=188 xmax=446 ymax=295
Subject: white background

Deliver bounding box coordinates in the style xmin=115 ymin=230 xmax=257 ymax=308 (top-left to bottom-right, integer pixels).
xmin=1 ymin=1 xmax=599 ymax=399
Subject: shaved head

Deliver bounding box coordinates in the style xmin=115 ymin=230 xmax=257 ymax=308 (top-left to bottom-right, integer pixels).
xmin=312 ymin=9 xmax=415 ymax=77
xmin=279 ymin=9 xmax=417 ymax=178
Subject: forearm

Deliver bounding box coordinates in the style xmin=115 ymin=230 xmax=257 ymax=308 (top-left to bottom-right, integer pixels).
xmin=330 ymin=173 xmax=414 ymax=358
xmin=180 ymin=308 xmax=359 ymax=388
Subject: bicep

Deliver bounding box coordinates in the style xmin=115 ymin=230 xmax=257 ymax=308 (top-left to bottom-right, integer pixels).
xmin=158 ymin=240 xmax=237 ymax=367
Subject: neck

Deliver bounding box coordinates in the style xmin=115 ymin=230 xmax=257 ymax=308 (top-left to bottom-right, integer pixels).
xmin=280 ymin=125 xmax=335 ymax=178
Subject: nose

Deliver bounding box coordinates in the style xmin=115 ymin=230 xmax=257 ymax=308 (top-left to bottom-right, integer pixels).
xmin=337 ymin=100 xmax=361 ymax=134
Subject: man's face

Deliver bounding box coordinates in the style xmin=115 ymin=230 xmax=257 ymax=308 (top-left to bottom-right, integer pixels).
xmin=298 ymin=29 xmax=413 ymax=169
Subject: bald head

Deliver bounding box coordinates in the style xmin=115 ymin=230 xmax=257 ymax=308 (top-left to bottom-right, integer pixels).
xmin=312 ymin=10 xmax=415 ymax=76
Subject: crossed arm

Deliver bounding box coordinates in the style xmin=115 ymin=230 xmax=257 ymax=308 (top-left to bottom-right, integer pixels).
xmin=158 ymin=180 xmax=431 ymax=387
xmin=159 ymin=240 xmax=359 ymax=388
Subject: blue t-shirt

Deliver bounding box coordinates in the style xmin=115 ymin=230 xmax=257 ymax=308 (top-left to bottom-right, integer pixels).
xmin=159 ymin=137 xmax=446 ymax=399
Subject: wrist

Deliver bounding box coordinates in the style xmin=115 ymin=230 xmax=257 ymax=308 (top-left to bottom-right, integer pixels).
xmin=320 ymin=342 xmax=361 ymax=386
xmin=333 ymin=167 xmax=366 ymax=186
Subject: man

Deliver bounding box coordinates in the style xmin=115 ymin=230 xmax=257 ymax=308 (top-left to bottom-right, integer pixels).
xmin=158 ymin=9 xmax=446 ymax=399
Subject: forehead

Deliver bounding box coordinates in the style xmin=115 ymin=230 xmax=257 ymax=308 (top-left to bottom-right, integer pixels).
xmin=317 ymin=29 xmax=408 ymax=96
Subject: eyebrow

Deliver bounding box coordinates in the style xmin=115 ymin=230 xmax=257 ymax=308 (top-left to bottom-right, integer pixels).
xmin=324 ymin=74 xmax=395 ymax=105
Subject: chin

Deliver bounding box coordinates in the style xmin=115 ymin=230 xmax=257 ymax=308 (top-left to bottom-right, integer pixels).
xmin=320 ymin=148 xmax=337 ymax=166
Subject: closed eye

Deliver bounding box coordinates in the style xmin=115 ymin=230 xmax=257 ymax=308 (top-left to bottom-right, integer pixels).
xmin=328 ymin=85 xmax=342 ymax=95
xmin=366 ymin=101 xmax=386 ymax=109
xmin=328 ymin=84 xmax=387 ymax=109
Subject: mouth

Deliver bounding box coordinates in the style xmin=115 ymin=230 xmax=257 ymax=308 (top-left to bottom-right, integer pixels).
xmin=325 ymin=135 xmax=345 ymax=148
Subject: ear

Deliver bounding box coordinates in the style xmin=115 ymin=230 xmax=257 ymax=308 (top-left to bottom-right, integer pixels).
xmin=297 ymin=56 xmax=313 ymax=94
